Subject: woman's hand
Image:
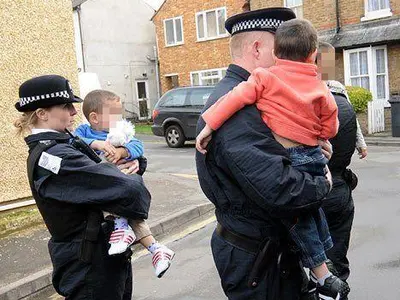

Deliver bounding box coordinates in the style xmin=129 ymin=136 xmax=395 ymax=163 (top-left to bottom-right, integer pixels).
xmin=117 ymin=159 xmax=140 ymax=175
xmin=318 ymin=139 xmax=333 ymax=160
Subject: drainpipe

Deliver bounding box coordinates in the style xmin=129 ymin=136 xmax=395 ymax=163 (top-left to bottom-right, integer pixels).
xmin=154 ymin=46 xmax=161 ymax=99
xmin=335 ymin=0 xmax=341 ymax=33
xmin=76 ymin=5 xmax=86 ymax=72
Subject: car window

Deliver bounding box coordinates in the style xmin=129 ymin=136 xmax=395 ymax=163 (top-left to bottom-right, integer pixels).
xmin=159 ymin=89 xmax=188 ymax=107
xmin=189 ymin=88 xmax=214 ymax=106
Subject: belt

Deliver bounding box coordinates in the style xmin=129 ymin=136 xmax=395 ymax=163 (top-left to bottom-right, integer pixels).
xmin=216 ymin=223 xmax=261 ymax=254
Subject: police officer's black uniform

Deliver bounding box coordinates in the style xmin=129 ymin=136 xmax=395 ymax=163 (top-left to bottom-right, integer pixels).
xmin=323 ymin=88 xmax=357 ymax=293
xmin=16 ymin=75 xmax=151 ymax=300
xmin=196 ymin=9 xmax=331 ymax=300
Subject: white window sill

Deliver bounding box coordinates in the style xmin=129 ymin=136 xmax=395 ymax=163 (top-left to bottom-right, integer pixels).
xmin=196 ymin=34 xmax=229 ymax=43
xmin=165 ymin=42 xmax=184 ymax=48
xmin=361 ymin=9 xmax=392 ymax=22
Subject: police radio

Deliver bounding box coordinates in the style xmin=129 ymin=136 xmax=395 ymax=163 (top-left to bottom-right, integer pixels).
xmin=65 ymin=129 xmax=102 ymax=163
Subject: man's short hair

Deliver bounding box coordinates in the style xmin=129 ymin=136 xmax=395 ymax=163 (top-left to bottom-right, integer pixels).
xmin=319 ymin=41 xmax=335 ymax=52
xmin=82 ymin=90 xmax=119 ymax=120
xmin=274 ymin=19 xmax=318 ymax=62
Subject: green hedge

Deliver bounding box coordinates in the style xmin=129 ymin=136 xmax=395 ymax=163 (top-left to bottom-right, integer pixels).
xmin=346 ymin=86 xmax=373 ymax=113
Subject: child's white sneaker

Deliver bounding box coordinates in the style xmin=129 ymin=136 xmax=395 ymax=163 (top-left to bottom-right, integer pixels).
xmin=108 ymin=228 xmax=136 ymax=255
xmin=152 ymin=246 xmax=175 ymax=278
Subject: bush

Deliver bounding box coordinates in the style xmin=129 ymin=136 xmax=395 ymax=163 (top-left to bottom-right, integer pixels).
xmin=346 ymin=86 xmax=372 ymax=113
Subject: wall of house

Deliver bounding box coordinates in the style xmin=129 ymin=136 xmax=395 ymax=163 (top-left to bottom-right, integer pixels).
xmin=0 ymin=0 xmax=79 ymax=203
xmin=153 ymin=0 xmax=244 ymax=94
xmin=388 ymin=44 xmax=400 ymax=95
xmin=252 ymin=0 xmax=400 ymax=29
xmin=79 ymin=0 xmax=158 ymax=118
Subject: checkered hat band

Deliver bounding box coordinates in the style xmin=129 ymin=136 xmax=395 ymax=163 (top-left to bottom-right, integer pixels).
xmin=231 ymin=18 xmax=283 ymax=35
xmin=19 ymin=90 xmax=70 ymax=107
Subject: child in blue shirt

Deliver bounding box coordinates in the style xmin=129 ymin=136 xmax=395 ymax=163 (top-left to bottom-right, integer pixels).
xmin=75 ymin=90 xmax=174 ymax=278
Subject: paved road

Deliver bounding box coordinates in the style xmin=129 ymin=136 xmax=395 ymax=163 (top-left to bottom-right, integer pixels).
xmin=9 ymin=144 xmax=400 ymax=299
xmin=134 ymin=145 xmax=400 ymax=300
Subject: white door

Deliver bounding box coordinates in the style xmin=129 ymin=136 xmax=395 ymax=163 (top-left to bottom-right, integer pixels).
xmin=136 ymin=80 xmax=149 ymax=120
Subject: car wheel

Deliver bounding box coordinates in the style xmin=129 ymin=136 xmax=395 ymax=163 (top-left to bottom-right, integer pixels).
xmin=165 ymin=125 xmax=185 ymax=148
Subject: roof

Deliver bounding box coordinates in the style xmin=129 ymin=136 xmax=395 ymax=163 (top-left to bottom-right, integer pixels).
xmin=151 ymin=0 xmax=167 ymax=21
xmin=319 ymin=16 xmax=400 ymax=49
xmin=72 ymin=0 xmax=89 ymax=8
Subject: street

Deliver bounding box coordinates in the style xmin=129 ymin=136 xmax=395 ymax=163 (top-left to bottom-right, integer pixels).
xmin=134 ymin=144 xmax=400 ymax=300
xmin=6 ymin=141 xmax=400 ymax=300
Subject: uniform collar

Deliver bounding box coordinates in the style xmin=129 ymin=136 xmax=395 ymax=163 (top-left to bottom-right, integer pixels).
xmin=25 ymin=131 xmax=71 ymax=148
xmin=226 ymin=64 xmax=251 ymax=82
xmin=31 ymin=128 xmax=60 ymax=135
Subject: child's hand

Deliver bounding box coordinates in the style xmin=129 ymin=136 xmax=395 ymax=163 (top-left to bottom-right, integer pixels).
xmin=105 ymin=147 xmax=128 ymax=164
xmin=91 ymin=140 xmax=116 ymax=156
xmin=196 ymin=125 xmax=214 ymax=154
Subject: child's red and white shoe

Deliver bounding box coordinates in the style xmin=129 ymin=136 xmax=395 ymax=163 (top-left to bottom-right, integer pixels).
xmin=152 ymin=246 xmax=175 ymax=278
xmin=108 ymin=228 xmax=136 ymax=256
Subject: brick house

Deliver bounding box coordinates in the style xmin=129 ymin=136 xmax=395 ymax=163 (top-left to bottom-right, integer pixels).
xmin=152 ymin=0 xmax=246 ymax=93
xmin=153 ymin=0 xmax=399 ymax=111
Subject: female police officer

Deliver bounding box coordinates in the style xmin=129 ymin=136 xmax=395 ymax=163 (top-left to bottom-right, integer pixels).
xmin=14 ymin=75 xmax=151 ymax=300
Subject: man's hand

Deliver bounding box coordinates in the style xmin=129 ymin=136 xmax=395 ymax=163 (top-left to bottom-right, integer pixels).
xmin=357 ymin=147 xmax=367 ymax=159
xmin=325 ymin=166 xmax=333 ymax=192
xmin=117 ymin=159 xmax=139 ymax=175
xmin=318 ymin=139 xmax=333 ymax=160
xmin=196 ymin=125 xmax=214 ymax=154
xmin=91 ymin=140 xmax=116 ymax=155
xmin=105 ymin=147 xmax=128 ymax=164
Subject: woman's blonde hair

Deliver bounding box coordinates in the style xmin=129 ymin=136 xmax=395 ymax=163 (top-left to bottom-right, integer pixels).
xmin=14 ymin=110 xmax=39 ymax=136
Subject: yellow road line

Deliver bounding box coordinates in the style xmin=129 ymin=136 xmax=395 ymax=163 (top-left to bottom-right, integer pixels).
xmin=170 ymin=173 xmax=198 ymax=179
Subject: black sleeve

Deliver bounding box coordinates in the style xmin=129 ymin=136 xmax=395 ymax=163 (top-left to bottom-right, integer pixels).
xmin=36 ymin=144 xmax=151 ymax=220
xmin=212 ymin=106 xmax=330 ymax=218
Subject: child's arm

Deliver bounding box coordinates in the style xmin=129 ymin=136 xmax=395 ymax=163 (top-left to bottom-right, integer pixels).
xmin=202 ymin=68 xmax=270 ymax=131
xmin=122 ymin=138 xmax=144 ymax=161
xmin=320 ymin=91 xmax=339 ymax=140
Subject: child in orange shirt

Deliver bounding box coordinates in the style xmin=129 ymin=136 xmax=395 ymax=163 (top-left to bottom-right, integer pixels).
xmin=196 ymin=19 xmax=349 ymax=299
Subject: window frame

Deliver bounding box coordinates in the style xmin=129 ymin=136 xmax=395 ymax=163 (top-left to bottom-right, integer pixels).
xmin=163 ymin=16 xmax=184 ymax=47
xmin=361 ymin=0 xmax=392 ymax=21
xmin=284 ymin=0 xmax=303 ymax=18
xmin=343 ymin=45 xmax=390 ymax=105
xmin=190 ymin=67 xmax=227 ymax=86
xmin=195 ymin=7 xmax=229 ymax=42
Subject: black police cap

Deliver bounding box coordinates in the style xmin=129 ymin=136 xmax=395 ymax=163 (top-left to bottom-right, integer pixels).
xmin=15 ymin=75 xmax=83 ymax=112
xmin=225 ymin=7 xmax=296 ymax=36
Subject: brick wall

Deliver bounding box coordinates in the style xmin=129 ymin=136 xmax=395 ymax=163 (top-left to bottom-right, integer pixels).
xmin=388 ymin=44 xmax=400 ymax=95
xmin=252 ymin=0 xmax=400 ymax=29
xmin=153 ymin=0 xmax=244 ymax=94
xmin=0 ymin=1 xmax=78 ymax=203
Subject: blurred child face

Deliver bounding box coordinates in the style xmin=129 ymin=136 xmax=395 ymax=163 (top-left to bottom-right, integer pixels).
xmin=317 ymin=49 xmax=336 ymax=81
xmin=95 ymin=98 xmax=122 ymax=131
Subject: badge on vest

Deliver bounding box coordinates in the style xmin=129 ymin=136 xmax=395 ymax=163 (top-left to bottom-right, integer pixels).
xmin=38 ymin=152 xmax=62 ymax=174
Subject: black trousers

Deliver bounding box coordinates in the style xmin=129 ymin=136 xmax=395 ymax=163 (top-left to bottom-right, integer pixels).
xmin=322 ymin=178 xmax=355 ymax=283
xmin=211 ymin=229 xmax=311 ymax=300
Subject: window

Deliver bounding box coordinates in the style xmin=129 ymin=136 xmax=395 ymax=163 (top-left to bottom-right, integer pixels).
xmin=190 ymin=68 xmax=227 ymax=86
xmin=344 ymin=46 xmax=389 ymax=104
xmin=136 ymin=82 xmax=147 ymax=99
xmin=164 ymin=17 xmax=183 ymax=46
xmin=361 ymin=0 xmax=392 ymax=21
xmin=284 ymin=0 xmax=303 ymax=18
xmin=196 ymin=7 xmax=228 ymax=41
xmin=159 ymin=89 xmax=187 ymax=107
xmin=188 ymin=88 xmax=214 ymax=106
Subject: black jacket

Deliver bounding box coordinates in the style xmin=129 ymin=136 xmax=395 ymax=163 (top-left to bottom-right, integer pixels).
xmin=196 ymin=64 xmax=330 ymax=241
xmin=25 ymin=132 xmax=151 ymax=298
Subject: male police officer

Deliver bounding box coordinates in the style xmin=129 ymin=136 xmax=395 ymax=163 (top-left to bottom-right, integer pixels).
xmin=317 ymin=42 xmax=358 ymax=299
xmin=196 ymin=8 xmax=332 ymax=300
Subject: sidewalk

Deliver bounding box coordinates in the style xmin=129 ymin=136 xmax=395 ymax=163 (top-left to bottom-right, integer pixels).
xmin=365 ymin=131 xmax=400 ymax=146
xmin=0 ymin=171 xmax=213 ymax=300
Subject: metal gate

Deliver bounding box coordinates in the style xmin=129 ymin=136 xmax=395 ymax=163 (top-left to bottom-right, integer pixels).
xmin=368 ymin=100 xmax=385 ymax=134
